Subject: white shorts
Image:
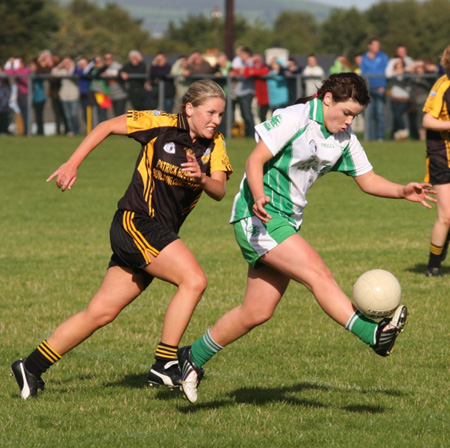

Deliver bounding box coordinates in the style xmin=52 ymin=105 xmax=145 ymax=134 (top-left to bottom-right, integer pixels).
xmin=233 ymin=215 xmax=297 ymax=267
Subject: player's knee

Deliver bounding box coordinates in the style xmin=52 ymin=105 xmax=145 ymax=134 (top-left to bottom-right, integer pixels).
xmin=244 ymin=307 xmax=274 ymax=328
xmin=85 ymin=306 xmax=120 ymax=328
xmin=181 ymin=270 xmax=208 ymax=297
xmin=311 ymin=264 xmax=335 ymax=285
xmin=441 ymin=214 xmax=450 ymax=228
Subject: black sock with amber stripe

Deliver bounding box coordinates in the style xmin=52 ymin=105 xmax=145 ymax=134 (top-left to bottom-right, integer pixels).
xmin=428 ymin=242 xmax=444 ymax=268
xmin=24 ymin=340 xmax=62 ymax=378
xmin=154 ymin=342 xmax=178 ymax=367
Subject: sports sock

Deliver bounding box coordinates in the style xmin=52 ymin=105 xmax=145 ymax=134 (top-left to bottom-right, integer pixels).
xmin=25 ymin=340 xmax=62 ymax=378
xmin=190 ymin=329 xmax=223 ymax=368
xmin=154 ymin=342 xmax=178 ymax=365
xmin=428 ymin=242 xmax=444 ymax=268
xmin=345 ymin=311 xmax=378 ymax=345
xmin=442 ymin=231 xmax=450 ymax=261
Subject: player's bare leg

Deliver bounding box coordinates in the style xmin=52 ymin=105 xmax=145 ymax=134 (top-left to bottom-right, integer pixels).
xmin=47 ymin=266 xmax=144 ymax=354
xmin=11 ymin=266 xmax=144 ymax=399
xmin=427 ymin=184 xmax=450 ymax=276
xmin=144 ymin=239 xmax=207 ymax=388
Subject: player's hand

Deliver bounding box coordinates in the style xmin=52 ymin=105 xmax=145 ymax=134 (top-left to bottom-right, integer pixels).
xmin=403 ymin=182 xmax=437 ymax=209
xmin=181 ymin=152 xmax=203 ymax=183
xmin=252 ymin=195 xmax=272 ymax=223
xmin=46 ymin=162 xmax=78 ymax=191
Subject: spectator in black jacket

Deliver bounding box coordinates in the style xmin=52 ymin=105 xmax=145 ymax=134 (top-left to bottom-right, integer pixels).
xmin=120 ymin=50 xmax=147 ymax=110
xmin=147 ymin=52 xmax=175 ymax=112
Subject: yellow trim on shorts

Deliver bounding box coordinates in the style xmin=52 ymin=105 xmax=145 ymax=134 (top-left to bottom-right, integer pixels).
xmin=424 ymin=157 xmax=430 ymax=183
xmin=122 ymin=211 xmax=159 ymax=265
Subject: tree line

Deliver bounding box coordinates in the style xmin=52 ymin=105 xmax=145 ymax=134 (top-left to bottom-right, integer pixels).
xmin=1 ymin=0 xmax=449 ymax=63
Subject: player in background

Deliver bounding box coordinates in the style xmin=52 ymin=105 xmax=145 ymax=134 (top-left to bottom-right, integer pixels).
xmin=177 ymin=73 xmax=436 ymax=403
xmin=11 ymin=79 xmax=233 ymax=399
xmin=422 ymin=44 xmax=450 ymax=277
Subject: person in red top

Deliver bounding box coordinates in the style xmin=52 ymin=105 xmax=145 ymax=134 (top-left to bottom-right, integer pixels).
xmin=4 ymin=57 xmax=32 ymax=134
xmin=242 ymin=54 xmax=270 ymax=123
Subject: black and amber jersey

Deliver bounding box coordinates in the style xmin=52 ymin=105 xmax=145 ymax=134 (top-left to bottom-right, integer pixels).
xmin=117 ymin=110 xmax=233 ymax=233
xmin=423 ymin=74 xmax=450 ymax=167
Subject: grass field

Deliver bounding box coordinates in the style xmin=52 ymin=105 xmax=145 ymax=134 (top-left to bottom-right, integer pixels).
xmin=0 ymin=135 xmax=448 ymax=447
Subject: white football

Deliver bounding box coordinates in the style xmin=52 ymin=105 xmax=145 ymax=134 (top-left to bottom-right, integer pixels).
xmin=352 ymin=269 xmax=401 ymax=318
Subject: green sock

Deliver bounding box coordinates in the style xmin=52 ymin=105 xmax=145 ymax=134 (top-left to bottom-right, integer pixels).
xmin=190 ymin=329 xmax=223 ymax=368
xmin=346 ymin=311 xmax=378 ymax=345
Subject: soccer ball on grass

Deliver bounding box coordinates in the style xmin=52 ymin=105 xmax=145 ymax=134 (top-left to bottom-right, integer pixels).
xmin=352 ymin=269 xmax=402 ymax=318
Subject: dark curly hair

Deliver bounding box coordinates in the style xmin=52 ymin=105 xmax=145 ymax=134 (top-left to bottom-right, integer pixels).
xmin=296 ymin=72 xmax=370 ymax=106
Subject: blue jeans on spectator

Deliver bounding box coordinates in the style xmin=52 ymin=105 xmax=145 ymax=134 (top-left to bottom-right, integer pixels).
xmin=79 ymin=94 xmax=89 ymax=126
xmin=61 ymin=100 xmax=80 ymax=135
xmin=390 ymin=100 xmax=409 ymax=139
xmin=94 ymin=105 xmax=108 ymax=126
xmin=237 ymin=93 xmax=255 ymax=137
xmin=112 ymin=98 xmax=128 ymax=117
xmin=33 ymin=101 xmax=45 ymax=135
xmin=367 ymin=88 xmax=386 ymax=141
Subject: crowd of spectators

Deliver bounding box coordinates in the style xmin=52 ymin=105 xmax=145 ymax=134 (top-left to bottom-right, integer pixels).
xmin=360 ymin=41 xmax=440 ymax=141
xmin=0 ymin=43 xmax=442 ymax=138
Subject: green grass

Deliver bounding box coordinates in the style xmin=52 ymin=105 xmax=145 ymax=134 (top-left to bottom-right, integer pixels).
xmin=0 ymin=135 xmax=448 ymax=448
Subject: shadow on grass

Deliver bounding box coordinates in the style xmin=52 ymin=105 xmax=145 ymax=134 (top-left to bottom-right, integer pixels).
xmin=342 ymin=404 xmax=384 ymax=414
xmin=405 ymin=263 xmax=449 ymax=276
xmin=177 ymin=383 xmax=328 ymax=413
xmin=103 ymin=375 xmax=404 ymax=413
xmin=179 ymin=382 xmax=407 ymax=413
xmin=230 ymin=383 xmax=327 ymax=408
xmin=178 ymin=399 xmax=234 ymax=413
xmin=102 ymin=373 xmax=184 ymax=401
xmin=104 ymin=373 xmax=147 ymax=390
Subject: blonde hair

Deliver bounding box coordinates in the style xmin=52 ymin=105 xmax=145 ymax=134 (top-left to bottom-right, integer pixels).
xmin=179 ymin=79 xmax=226 ymax=112
xmin=441 ymin=45 xmax=450 ymax=72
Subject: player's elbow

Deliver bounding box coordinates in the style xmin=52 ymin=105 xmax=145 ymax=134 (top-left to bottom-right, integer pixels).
xmin=208 ymin=186 xmax=226 ymax=201
xmin=215 ymin=189 xmax=226 ymax=201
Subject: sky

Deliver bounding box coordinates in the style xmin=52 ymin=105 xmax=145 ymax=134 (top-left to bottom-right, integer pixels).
xmin=321 ymin=0 xmax=423 ymax=8
xmin=60 ymin=0 xmax=427 ymax=36
xmin=322 ymin=0 xmax=378 ymax=8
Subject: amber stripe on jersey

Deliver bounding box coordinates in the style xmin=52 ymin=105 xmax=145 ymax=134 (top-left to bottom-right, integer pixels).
xmin=182 ymin=195 xmax=200 ymax=216
xmin=444 ymin=131 xmax=450 ymax=168
xmin=37 ymin=340 xmax=62 ymax=363
xmin=122 ymin=210 xmax=159 ymax=264
xmin=141 ymin=147 xmax=155 ymax=215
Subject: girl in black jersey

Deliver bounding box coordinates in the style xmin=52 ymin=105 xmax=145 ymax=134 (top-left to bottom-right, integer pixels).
xmin=11 ymin=79 xmax=233 ymax=399
xmin=423 ymin=45 xmax=450 ymax=277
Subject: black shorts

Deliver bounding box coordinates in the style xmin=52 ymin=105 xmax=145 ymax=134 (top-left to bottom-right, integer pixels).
xmin=108 ymin=210 xmax=179 ymax=289
xmin=425 ymin=155 xmax=450 ymax=185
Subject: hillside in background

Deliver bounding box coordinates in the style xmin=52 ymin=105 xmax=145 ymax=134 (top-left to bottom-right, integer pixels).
xmin=60 ymin=0 xmax=334 ymax=36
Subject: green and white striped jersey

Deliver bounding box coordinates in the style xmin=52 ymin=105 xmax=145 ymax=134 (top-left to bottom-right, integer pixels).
xmin=230 ymin=98 xmax=373 ymax=229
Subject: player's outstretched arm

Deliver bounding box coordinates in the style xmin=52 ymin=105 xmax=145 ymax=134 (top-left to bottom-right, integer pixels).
xmin=354 ymin=170 xmax=437 ymax=208
xmin=47 ymin=115 xmax=128 ymax=191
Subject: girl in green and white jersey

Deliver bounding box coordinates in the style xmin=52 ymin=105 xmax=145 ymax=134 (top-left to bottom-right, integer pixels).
xmin=178 ymin=73 xmax=437 ymax=403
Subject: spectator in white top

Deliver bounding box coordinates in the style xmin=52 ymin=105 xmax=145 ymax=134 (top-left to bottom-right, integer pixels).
xmin=51 ymin=57 xmax=80 ymax=135
xmin=302 ymin=53 xmax=325 ymax=97
xmin=102 ymin=53 xmax=128 ymax=117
